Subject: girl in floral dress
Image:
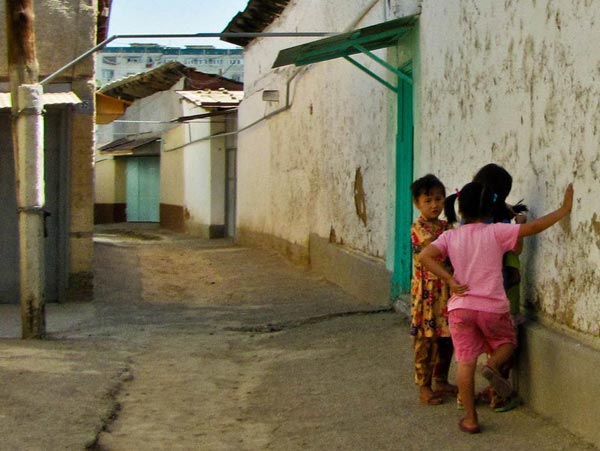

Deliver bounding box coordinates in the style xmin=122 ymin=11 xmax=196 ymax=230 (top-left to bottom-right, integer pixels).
xmin=410 ymin=174 xmax=457 ymax=405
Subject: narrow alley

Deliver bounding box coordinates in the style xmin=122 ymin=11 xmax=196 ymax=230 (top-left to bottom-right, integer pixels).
xmin=0 ymin=225 xmax=595 ymax=450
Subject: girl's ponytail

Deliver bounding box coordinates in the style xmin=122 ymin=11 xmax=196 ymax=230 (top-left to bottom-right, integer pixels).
xmin=444 ymin=193 xmax=459 ymax=224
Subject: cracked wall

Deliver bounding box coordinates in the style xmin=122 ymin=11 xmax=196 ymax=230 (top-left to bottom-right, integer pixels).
xmin=237 ymin=0 xmax=401 ymax=262
xmin=418 ymin=0 xmax=600 ymax=336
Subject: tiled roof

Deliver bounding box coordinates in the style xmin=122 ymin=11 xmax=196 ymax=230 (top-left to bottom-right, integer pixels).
xmin=221 ymin=0 xmax=291 ymax=47
xmin=98 ymin=61 xmax=188 ymax=102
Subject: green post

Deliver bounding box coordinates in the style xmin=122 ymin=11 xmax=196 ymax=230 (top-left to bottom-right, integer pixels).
xmin=391 ymin=72 xmax=413 ymax=298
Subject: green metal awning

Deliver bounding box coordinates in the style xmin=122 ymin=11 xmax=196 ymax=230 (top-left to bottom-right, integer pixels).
xmin=272 ymin=14 xmax=419 ymax=68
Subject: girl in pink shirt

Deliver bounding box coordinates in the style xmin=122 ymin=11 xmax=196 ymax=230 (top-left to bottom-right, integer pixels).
xmin=420 ymin=181 xmax=573 ymax=434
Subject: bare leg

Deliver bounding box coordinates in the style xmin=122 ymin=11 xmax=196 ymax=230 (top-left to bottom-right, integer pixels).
xmin=486 ymin=343 xmax=515 ymax=371
xmin=457 ymin=361 xmax=478 ymax=427
xmin=433 ymin=337 xmax=458 ymax=395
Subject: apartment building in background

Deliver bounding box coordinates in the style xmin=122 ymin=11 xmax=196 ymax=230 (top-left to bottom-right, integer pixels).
xmin=97 ymin=43 xmax=243 ymax=86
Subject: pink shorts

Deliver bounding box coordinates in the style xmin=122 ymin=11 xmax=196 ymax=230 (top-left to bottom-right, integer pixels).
xmin=449 ymin=309 xmax=517 ymax=363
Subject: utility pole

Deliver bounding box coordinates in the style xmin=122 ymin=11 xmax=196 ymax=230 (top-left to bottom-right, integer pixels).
xmin=6 ymin=0 xmax=46 ymax=338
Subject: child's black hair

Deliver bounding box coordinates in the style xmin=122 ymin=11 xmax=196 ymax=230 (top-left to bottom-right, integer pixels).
xmin=410 ymin=174 xmax=446 ymax=200
xmin=472 ymin=163 xmax=528 ymax=222
xmin=445 ymin=181 xmax=494 ymax=224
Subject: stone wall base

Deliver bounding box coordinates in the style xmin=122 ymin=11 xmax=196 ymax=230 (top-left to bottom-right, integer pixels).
xmin=309 ymin=233 xmax=391 ymax=307
xmin=236 ymin=229 xmax=391 ymax=306
xmin=235 ymin=228 xmax=309 ymax=266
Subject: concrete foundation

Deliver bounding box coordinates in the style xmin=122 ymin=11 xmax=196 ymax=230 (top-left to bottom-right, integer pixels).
xmin=309 ymin=233 xmax=391 ymax=307
xmin=236 ymin=228 xmax=309 ymax=267
xmin=517 ymin=322 xmax=600 ymax=445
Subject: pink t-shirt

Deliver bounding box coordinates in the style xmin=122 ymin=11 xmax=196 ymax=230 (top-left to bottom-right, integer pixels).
xmin=431 ymin=222 xmax=520 ymax=313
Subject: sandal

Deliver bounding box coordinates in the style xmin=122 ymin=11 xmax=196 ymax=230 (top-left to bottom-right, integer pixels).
xmin=493 ymin=397 xmax=521 ymax=413
xmin=458 ymin=417 xmax=481 ymax=434
xmin=434 ymin=383 xmax=458 ymax=397
xmin=481 ymin=364 xmax=512 ymax=398
xmin=419 ymin=392 xmax=444 ymax=405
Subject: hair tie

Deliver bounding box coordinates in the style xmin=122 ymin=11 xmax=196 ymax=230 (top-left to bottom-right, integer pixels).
xmin=455 ymin=188 xmax=460 ymax=199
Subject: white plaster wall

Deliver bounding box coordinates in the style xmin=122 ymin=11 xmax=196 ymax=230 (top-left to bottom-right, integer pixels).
xmin=417 ymin=0 xmax=600 ymax=335
xmin=238 ymin=0 xmax=399 ymax=258
xmin=209 ymin=120 xmax=226 ymax=224
xmin=161 ymin=126 xmax=185 ymax=206
xmin=94 ymin=157 xmax=127 ymax=204
xmin=94 ymin=159 xmax=116 ymax=203
xmin=111 ymin=89 xmax=182 ymax=138
xmin=182 ymin=101 xmax=213 ymax=226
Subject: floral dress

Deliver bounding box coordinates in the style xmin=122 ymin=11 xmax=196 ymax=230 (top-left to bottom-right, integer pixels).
xmin=410 ymin=216 xmax=451 ymax=339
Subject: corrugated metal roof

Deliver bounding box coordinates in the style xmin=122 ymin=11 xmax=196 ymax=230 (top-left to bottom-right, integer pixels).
xmin=177 ymin=89 xmax=243 ymax=107
xmin=99 ymin=135 xmax=160 ymax=153
xmin=222 ymin=0 xmax=292 ymax=47
xmin=0 ymin=91 xmax=82 ymax=110
xmin=98 ymin=61 xmax=189 ymax=102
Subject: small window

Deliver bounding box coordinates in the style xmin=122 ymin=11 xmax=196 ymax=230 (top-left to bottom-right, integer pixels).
xmin=101 ymin=69 xmax=114 ymax=80
xmin=126 ymin=56 xmax=141 ymax=63
xmin=102 ymin=56 xmax=117 ymax=65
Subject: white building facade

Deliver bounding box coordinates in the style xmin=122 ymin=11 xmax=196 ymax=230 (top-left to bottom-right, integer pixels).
xmin=97 ymin=44 xmax=244 ymax=86
xmin=226 ymin=0 xmax=600 ymax=442
xmin=95 ymin=75 xmax=242 ymax=238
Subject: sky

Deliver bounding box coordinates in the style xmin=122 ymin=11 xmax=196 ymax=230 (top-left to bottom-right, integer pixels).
xmin=107 ymin=0 xmax=250 ymax=49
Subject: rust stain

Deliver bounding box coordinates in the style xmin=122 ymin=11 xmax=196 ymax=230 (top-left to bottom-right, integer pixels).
xmin=353 ymin=167 xmax=367 ymax=227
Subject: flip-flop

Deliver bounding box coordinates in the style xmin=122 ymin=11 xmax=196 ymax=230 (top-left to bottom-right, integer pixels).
xmin=458 ymin=417 xmax=481 ymax=434
xmin=481 ymin=364 xmax=512 ymax=398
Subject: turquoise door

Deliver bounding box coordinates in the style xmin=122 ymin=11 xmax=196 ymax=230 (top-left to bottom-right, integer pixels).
xmin=391 ymin=64 xmax=414 ymax=298
xmin=126 ymin=156 xmax=160 ymax=222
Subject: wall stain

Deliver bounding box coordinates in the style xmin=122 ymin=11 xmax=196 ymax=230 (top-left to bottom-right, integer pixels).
xmin=592 ymin=213 xmax=600 ymax=235
xmin=353 ymin=167 xmax=367 ymax=227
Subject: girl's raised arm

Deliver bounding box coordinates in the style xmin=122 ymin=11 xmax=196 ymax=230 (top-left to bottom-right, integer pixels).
xmin=518 ymin=184 xmax=573 ymax=238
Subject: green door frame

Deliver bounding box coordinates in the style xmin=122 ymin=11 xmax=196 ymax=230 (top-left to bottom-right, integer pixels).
xmin=343 ymin=52 xmax=414 ymax=297
xmin=393 ymin=64 xmax=413 ymax=297
xmin=272 ymin=17 xmax=418 ymax=298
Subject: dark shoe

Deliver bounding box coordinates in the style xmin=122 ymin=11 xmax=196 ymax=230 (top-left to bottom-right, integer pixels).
xmin=458 ymin=417 xmax=481 ymax=434
xmin=481 ymin=364 xmax=512 ymax=398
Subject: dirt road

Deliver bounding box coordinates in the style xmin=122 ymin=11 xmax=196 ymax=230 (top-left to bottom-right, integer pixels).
xmin=0 ymin=225 xmax=595 ymax=450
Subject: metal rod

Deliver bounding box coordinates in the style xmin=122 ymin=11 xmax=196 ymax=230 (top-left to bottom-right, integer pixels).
xmin=41 ymin=35 xmax=118 ymax=85
xmin=344 ymin=56 xmax=397 ymax=93
xmin=40 ymin=32 xmax=338 ymax=86
xmin=352 ymin=43 xmax=413 ymax=85
xmin=112 ymin=32 xmax=337 ymax=39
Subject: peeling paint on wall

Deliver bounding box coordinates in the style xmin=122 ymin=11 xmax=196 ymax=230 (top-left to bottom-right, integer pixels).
xmin=237 ymin=0 xmax=395 ymax=259
xmin=417 ymin=0 xmax=600 ymax=337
